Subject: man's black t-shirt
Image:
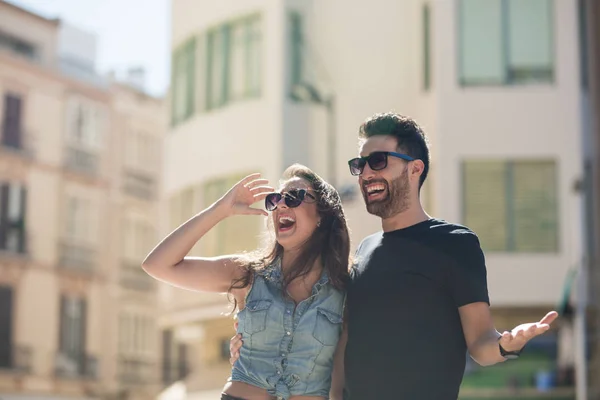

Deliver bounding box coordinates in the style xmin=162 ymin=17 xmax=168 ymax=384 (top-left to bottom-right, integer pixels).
xmin=344 ymin=219 xmax=490 ymax=400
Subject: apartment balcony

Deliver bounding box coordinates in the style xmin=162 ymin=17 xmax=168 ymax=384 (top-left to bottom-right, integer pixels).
xmin=54 ymin=351 xmax=98 ymax=380
xmin=64 ymin=145 xmax=99 ymax=176
xmin=0 ymin=228 xmax=28 ymax=260
xmin=0 ymin=345 xmax=32 ymax=374
xmin=0 ymin=128 xmax=36 ymax=160
xmin=58 ymin=241 xmax=96 ymax=275
xmin=118 ymin=356 xmax=156 ymax=385
xmin=122 ymin=167 xmax=157 ymax=200
xmin=120 ymin=260 xmax=155 ymax=291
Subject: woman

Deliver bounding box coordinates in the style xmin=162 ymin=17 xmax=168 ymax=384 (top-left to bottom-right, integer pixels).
xmin=142 ymin=164 xmax=350 ymax=400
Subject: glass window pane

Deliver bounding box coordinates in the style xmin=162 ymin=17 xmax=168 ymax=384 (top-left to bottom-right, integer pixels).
xmin=512 ymin=160 xmax=558 ymax=252
xmin=195 ymin=35 xmax=206 ymax=112
xmin=208 ymin=30 xmax=224 ymax=108
xmin=174 ymin=50 xmax=187 ymax=121
xmin=507 ymin=0 xmax=554 ymax=83
xmin=459 ymin=0 xmax=505 ymax=85
xmin=289 ymin=12 xmax=303 ymax=89
xmin=185 ymin=38 xmax=196 ymax=117
xmin=463 ymin=161 xmax=508 ymax=251
xmin=246 ymin=17 xmax=262 ymax=97
xmin=229 ymin=22 xmax=246 ymax=100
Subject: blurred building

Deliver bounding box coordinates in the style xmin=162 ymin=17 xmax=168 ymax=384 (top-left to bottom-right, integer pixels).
xmin=163 ymin=0 xmax=593 ymax=399
xmin=0 ymin=1 xmax=166 ymax=399
xmin=581 ymin=1 xmax=600 ymax=399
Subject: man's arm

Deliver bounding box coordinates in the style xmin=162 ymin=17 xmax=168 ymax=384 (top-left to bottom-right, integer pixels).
xmin=459 ymin=302 xmax=558 ymax=366
xmin=330 ymin=323 xmax=347 ymax=400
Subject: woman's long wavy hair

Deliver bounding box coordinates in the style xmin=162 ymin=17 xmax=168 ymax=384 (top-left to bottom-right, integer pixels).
xmin=229 ymin=164 xmax=351 ymax=310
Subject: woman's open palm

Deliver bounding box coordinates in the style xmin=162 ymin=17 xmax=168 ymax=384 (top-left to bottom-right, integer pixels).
xmin=221 ymin=173 xmax=274 ymax=217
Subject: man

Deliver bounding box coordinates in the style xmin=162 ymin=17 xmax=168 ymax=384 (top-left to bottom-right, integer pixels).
xmin=232 ymin=112 xmax=558 ymax=399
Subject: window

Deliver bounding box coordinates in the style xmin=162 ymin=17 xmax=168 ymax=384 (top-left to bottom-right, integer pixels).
xmin=171 ymin=38 xmax=196 ymax=125
xmin=65 ymin=196 xmax=98 ymax=244
xmin=118 ymin=312 xmax=155 ymax=356
xmin=459 ymin=0 xmax=554 ymax=85
xmin=171 ymin=14 xmax=262 ymax=122
xmin=422 ymin=4 xmax=432 ymax=90
xmin=206 ymin=15 xmax=262 ymax=111
xmin=462 ymin=160 xmax=558 ymax=252
xmin=66 ymin=98 xmax=104 ymax=149
xmin=124 ymin=130 xmax=158 ymax=171
xmin=245 ymin=16 xmax=262 ymax=97
xmin=123 ymin=215 xmax=154 ymax=262
xmin=162 ymin=329 xmax=188 ymax=385
xmin=0 ymin=183 xmax=27 ymax=253
xmin=59 ymin=296 xmax=86 ymax=357
xmin=289 ymin=12 xmax=303 ymax=91
xmin=207 ymin=26 xmax=229 ymax=109
xmin=230 ymin=23 xmax=247 ymax=100
xmin=0 ymin=31 xmax=37 ymax=61
xmin=2 ymin=93 xmax=23 ymax=149
xmin=0 ymin=286 xmax=13 ymax=368
xmin=118 ymin=312 xmax=157 ymax=383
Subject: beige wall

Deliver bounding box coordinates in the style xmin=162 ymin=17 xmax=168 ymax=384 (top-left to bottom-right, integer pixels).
xmin=0 ymin=12 xmax=166 ymax=399
xmin=0 ymin=0 xmax=59 ymax=67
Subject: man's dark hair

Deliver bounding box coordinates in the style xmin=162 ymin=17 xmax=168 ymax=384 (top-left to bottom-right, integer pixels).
xmin=358 ymin=112 xmax=430 ymax=188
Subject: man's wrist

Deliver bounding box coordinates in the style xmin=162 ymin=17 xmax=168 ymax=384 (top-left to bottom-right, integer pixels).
xmin=498 ymin=341 xmax=523 ymax=359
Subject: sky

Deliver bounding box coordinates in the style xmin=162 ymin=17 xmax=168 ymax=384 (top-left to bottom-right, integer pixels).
xmin=6 ymin=0 xmax=171 ymax=97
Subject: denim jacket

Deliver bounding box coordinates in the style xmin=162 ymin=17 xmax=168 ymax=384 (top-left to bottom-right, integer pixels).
xmin=230 ymin=259 xmax=345 ymax=399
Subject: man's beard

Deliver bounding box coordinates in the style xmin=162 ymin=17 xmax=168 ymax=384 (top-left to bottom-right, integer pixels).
xmin=362 ymin=168 xmax=411 ymax=219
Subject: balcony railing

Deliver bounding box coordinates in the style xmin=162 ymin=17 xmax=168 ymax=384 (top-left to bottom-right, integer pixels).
xmin=54 ymin=351 xmax=98 ymax=380
xmin=122 ymin=168 xmax=156 ymax=200
xmin=64 ymin=145 xmax=99 ymax=176
xmin=118 ymin=357 xmax=156 ymax=384
xmin=58 ymin=242 xmax=96 ymax=274
xmin=0 ymin=128 xmax=36 ymax=159
xmin=0 ymin=345 xmax=32 ymax=373
xmin=120 ymin=260 xmax=155 ymax=291
xmin=0 ymin=227 xmax=28 ymax=258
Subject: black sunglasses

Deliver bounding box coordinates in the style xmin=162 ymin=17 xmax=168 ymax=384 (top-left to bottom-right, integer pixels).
xmin=265 ymin=189 xmax=316 ymax=211
xmin=348 ymin=151 xmax=415 ymax=176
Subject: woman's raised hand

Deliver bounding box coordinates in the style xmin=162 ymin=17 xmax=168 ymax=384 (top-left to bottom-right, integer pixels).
xmin=218 ymin=173 xmax=274 ymax=217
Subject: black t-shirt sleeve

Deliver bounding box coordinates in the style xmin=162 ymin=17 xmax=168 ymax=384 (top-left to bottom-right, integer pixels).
xmin=447 ymin=231 xmax=490 ymax=307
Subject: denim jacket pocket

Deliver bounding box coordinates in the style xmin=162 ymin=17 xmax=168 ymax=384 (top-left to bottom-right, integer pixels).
xmin=312 ymin=307 xmax=343 ymax=346
xmin=244 ymin=299 xmax=273 ymax=334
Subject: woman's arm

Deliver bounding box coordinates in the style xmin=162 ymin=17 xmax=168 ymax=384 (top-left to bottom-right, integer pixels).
xmin=330 ymin=322 xmax=348 ymax=400
xmin=141 ymin=173 xmax=273 ymax=293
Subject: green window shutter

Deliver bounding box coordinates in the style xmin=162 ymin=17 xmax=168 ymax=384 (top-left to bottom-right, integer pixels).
xmin=185 ymin=37 xmax=196 ymax=119
xmin=170 ymin=48 xmax=180 ymax=126
xmin=422 ymin=4 xmax=431 ymax=91
xmin=463 ymin=160 xmax=508 ymax=251
xmin=206 ymin=30 xmax=214 ymax=111
xmin=511 ymin=160 xmax=558 ymax=252
xmin=289 ymin=12 xmax=303 ymax=88
xmin=221 ymin=25 xmax=231 ymax=106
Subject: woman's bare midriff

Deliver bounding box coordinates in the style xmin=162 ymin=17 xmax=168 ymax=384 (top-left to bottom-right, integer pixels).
xmin=223 ymin=381 xmax=327 ymax=400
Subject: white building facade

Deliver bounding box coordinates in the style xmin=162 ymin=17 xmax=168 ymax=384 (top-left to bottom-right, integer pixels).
xmin=164 ymin=0 xmax=587 ymax=398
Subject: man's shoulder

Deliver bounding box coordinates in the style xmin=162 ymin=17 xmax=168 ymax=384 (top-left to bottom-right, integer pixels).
xmin=356 ymin=231 xmax=384 ymax=252
xmin=427 ymin=219 xmax=481 ymax=247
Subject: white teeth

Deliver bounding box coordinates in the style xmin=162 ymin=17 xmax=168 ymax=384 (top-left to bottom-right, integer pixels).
xmin=279 ymin=216 xmax=296 ymax=223
xmin=366 ymin=184 xmax=385 ymax=194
